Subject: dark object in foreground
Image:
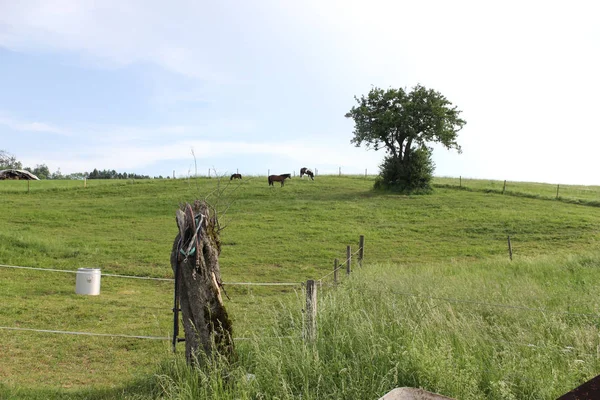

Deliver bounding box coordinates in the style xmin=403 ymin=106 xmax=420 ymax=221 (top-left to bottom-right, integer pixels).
xmin=268 ymin=173 xmax=291 ymax=187
xmin=230 ymin=173 xmax=242 ymax=180
xmin=0 ymin=169 xmax=40 ymax=180
xmin=170 ymin=200 xmax=234 ymax=365
xmin=557 ymin=374 xmax=600 ymax=400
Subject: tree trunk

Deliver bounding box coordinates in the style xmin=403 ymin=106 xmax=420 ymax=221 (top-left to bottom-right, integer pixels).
xmin=401 ymin=137 xmax=414 ymax=166
xmin=170 ymin=200 xmax=234 ymax=365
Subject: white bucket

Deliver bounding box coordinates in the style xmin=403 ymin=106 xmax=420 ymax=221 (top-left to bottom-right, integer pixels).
xmin=75 ymin=268 xmax=101 ymax=295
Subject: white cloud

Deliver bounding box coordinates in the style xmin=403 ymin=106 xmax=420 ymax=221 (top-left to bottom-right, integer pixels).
xmin=0 ymin=113 xmax=69 ymax=135
xmin=0 ymin=0 xmax=260 ymax=83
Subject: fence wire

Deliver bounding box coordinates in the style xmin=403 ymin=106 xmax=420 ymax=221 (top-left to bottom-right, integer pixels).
xmin=0 ymin=326 xmax=169 ymax=340
xmin=0 ymin=264 xmax=301 ymax=286
xmin=316 ymin=251 xmax=362 ymax=283
xmin=0 ymin=326 xmax=299 ymax=342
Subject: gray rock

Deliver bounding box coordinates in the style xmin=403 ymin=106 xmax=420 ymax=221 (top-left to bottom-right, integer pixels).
xmin=379 ymin=387 xmax=454 ymax=400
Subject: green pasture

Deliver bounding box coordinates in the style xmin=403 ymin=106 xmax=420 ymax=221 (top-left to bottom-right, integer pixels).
xmin=0 ymin=175 xmax=599 ymax=398
xmin=435 ymin=176 xmax=600 ymax=205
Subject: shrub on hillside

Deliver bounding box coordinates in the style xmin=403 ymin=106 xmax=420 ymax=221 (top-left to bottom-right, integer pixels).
xmin=374 ymin=147 xmax=435 ymax=193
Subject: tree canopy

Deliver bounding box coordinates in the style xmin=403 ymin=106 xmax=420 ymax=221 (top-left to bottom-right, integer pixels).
xmin=346 ymin=85 xmax=465 ymax=165
xmin=0 ymin=150 xmax=22 ymax=170
xmin=345 ymin=85 xmax=466 ymax=191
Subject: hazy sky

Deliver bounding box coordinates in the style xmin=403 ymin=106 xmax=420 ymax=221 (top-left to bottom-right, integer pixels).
xmin=1 ymin=1 xmax=598 ymax=183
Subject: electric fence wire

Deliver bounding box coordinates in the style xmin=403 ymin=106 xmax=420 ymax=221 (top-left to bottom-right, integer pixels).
xmin=0 ymin=264 xmax=301 ymax=286
xmin=0 ymin=326 xmax=299 ymax=342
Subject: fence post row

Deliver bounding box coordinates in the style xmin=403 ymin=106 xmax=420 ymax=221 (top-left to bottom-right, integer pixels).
xmin=334 ymin=258 xmax=339 ymax=284
xmin=305 ymin=280 xmax=317 ymax=341
xmin=172 ymin=260 xmax=183 ymax=352
xmin=358 ymin=235 xmax=364 ymax=267
xmin=346 ymin=245 xmax=352 ymax=275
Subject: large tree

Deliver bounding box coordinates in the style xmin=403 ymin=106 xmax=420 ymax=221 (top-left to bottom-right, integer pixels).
xmin=346 ymin=85 xmax=466 ymax=191
xmin=0 ymin=150 xmax=22 ymax=170
xmin=29 ymin=164 xmax=51 ymax=180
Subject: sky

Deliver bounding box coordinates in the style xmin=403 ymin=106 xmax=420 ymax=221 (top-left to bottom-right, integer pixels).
xmin=0 ymin=0 xmax=599 ymax=183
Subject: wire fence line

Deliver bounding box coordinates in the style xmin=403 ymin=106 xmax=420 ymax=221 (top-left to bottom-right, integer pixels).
xmin=0 ymin=326 xmax=170 ymax=340
xmin=0 ymin=326 xmax=299 ymax=342
xmin=317 ymin=265 xmax=345 ymax=283
xmin=3 ymin=324 xmax=597 ymax=360
xmin=0 ymin=264 xmax=301 ymax=286
xmin=0 ymin=236 xmax=357 ymax=348
xmin=3 ymin=325 xmax=596 ymax=358
xmin=315 ymin=246 xmax=363 ymax=283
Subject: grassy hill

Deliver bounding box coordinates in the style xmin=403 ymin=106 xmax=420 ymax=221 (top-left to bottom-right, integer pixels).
xmin=1 ymin=176 xmax=599 ymax=399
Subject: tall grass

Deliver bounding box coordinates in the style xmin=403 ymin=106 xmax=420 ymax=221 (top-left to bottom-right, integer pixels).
xmin=155 ymin=252 xmax=600 ymax=399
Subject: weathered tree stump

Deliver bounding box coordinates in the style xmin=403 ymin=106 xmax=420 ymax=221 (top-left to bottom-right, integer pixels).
xmin=170 ymin=200 xmax=234 ymax=365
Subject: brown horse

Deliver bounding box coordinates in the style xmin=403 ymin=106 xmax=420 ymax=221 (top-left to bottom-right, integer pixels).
xmin=305 ymin=169 xmax=314 ymax=180
xmin=230 ymin=173 xmax=242 ymax=180
xmin=300 ymin=167 xmax=308 ymax=177
xmin=268 ymin=173 xmax=292 ymax=187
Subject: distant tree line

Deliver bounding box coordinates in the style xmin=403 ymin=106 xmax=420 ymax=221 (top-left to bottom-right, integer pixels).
xmin=87 ymin=168 xmax=155 ymax=180
xmin=0 ymin=150 xmax=166 ymax=180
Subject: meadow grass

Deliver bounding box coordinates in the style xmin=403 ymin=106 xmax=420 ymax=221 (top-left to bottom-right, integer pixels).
xmin=142 ymin=252 xmax=600 ymax=399
xmin=1 ymin=176 xmax=599 ymax=398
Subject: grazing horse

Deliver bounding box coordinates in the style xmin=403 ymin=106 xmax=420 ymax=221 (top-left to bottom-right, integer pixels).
xmin=305 ymin=169 xmax=314 ymax=180
xmin=300 ymin=167 xmax=308 ymax=178
xmin=268 ymin=173 xmax=292 ymax=187
xmin=230 ymin=173 xmax=242 ymax=180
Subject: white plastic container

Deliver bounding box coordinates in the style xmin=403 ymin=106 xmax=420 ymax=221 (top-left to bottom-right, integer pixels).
xmin=75 ymin=268 xmax=101 ymax=295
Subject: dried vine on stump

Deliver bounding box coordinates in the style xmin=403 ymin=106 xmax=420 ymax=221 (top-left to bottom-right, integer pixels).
xmin=170 ymin=200 xmax=234 ymax=365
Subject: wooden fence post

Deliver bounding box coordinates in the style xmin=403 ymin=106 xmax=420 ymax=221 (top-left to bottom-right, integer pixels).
xmin=346 ymin=245 xmax=352 ymax=275
xmin=507 ymin=235 xmax=513 ymax=261
xmin=459 ymin=176 xmax=462 ymax=188
xmin=305 ymin=280 xmax=317 ymax=341
xmin=334 ymin=258 xmax=339 ymax=284
xmin=556 ymin=184 xmax=560 ymax=199
xmin=172 ymin=257 xmax=181 ymax=353
xmin=315 ymin=168 xmax=318 ymax=176
xmin=365 ymin=168 xmax=367 ymax=178
xmin=502 ymin=180 xmax=507 ymax=194
xmin=358 ymin=235 xmax=365 ymax=267
xmin=173 ymin=170 xmax=175 ymax=179
xmin=268 ymin=169 xmax=270 ymax=176
xmin=339 ymin=167 xmax=341 ymax=176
